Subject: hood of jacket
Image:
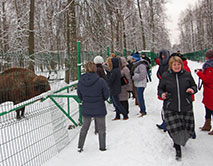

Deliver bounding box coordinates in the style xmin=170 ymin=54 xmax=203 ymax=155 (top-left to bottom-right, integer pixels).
xmin=79 ymin=73 xmax=99 ymax=87
xmin=120 ymin=57 xmax=127 ymax=68
xmin=111 ymin=57 xmax=120 ymax=69
xmin=158 ymin=49 xmax=170 ymax=65
xmin=203 ymin=58 xmax=213 ymax=70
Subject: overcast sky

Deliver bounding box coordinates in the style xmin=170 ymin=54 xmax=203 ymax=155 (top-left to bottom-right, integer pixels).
xmin=165 ymin=0 xmax=198 ymax=45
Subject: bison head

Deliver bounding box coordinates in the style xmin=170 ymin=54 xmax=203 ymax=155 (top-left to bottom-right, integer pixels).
xmin=33 ymin=75 xmax=50 ymax=95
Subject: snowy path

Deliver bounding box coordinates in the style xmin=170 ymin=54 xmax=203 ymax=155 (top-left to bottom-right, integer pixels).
xmin=44 ymin=61 xmax=212 ymax=166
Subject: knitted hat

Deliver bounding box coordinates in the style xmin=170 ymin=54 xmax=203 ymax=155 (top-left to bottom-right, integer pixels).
xmin=93 ymin=56 xmax=104 ymax=64
xmin=205 ymin=49 xmax=213 ymax=59
xmin=132 ymin=53 xmax=141 ymax=62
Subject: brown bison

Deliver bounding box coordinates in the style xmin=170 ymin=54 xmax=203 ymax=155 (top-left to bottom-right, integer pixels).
xmin=0 ymin=67 xmax=50 ymax=119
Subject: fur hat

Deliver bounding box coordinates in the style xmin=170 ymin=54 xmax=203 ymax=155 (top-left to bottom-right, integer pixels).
xmin=132 ymin=53 xmax=141 ymax=62
xmin=205 ymin=49 xmax=213 ymax=59
xmin=93 ymin=56 xmax=104 ymax=64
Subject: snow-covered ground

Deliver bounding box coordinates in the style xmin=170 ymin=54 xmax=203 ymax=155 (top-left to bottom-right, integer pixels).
xmin=44 ymin=60 xmax=213 ymax=166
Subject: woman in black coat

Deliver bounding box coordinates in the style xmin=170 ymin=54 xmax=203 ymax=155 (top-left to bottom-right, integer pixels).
xmin=108 ymin=57 xmax=128 ymax=120
xmin=77 ymin=62 xmax=110 ymax=152
xmin=158 ymin=56 xmax=197 ymax=160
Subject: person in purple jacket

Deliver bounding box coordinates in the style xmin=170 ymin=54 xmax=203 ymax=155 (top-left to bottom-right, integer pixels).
xmin=77 ymin=62 xmax=110 ymax=152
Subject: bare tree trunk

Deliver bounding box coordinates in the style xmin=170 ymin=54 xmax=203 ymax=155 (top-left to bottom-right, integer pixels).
xmin=2 ymin=1 xmax=9 ymax=53
xmin=0 ymin=4 xmax=2 ymax=53
xmin=65 ymin=6 xmax=71 ymax=84
xmin=70 ymin=0 xmax=77 ymax=81
xmin=14 ymin=0 xmax=24 ymax=67
xmin=149 ymin=0 xmax=155 ymax=52
xmin=28 ymin=0 xmax=35 ymax=72
xmin=137 ymin=0 xmax=146 ymax=50
xmin=110 ymin=14 xmax=114 ymax=53
xmin=65 ymin=0 xmax=77 ymax=83
xmin=123 ymin=19 xmax=127 ymax=49
xmin=115 ymin=9 xmax=120 ymax=51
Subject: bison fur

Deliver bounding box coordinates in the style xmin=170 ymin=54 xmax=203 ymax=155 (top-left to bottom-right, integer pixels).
xmin=0 ymin=67 xmax=50 ymax=119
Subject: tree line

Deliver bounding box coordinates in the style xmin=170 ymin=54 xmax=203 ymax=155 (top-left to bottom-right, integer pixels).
xmin=176 ymin=0 xmax=213 ymax=53
xmin=2 ymin=0 xmax=212 ymax=82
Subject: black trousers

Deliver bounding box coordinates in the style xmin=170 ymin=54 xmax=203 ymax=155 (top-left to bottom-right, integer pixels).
xmin=120 ymin=100 xmax=129 ymax=114
xmin=205 ymin=106 xmax=213 ymax=119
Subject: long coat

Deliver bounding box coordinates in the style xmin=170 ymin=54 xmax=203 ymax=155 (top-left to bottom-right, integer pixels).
xmin=77 ymin=73 xmax=109 ymax=117
xmin=108 ymin=57 xmax=122 ymax=96
xmin=158 ymin=69 xmax=197 ymax=146
xmin=158 ymin=69 xmax=197 ymax=112
xmin=119 ymin=57 xmax=132 ymax=101
xmin=156 ymin=49 xmax=170 ymax=79
xmin=197 ymin=58 xmax=213 ymax=110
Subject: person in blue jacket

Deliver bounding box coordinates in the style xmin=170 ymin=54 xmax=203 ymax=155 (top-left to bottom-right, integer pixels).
xmin=77 ymin=62 xmax=110 ymax=152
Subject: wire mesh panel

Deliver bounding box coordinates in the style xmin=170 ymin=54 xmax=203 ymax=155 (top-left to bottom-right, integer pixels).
xmin=0 ymin=92 xmax=80 ymax=166
xmin=0 ymin=69 xmax=80 ymax=166
xmin=183 ymin=49 xmax=208 ymax=62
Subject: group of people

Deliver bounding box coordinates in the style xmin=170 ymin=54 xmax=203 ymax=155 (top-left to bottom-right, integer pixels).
xmin=76 ymin=48 xmax=213 ymax=161
xmin=76 ymin=51 xmax=151 ymax=152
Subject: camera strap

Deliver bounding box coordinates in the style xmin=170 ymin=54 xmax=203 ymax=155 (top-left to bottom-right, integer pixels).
xmin=198 ymin=78 xmax=203 ymax=91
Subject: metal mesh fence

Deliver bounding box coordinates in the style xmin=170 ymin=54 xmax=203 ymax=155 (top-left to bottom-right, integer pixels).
xmin=0 ymin=75 xmax=80 ymax=166
xmin=0 ymin=48 xmax=157 ymax=166
xmin=183 ymin=49 xmax=209 ymax=62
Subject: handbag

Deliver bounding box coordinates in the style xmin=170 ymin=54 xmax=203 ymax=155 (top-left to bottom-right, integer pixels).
xmin=121 ymin=76 xmax=129 ymax=86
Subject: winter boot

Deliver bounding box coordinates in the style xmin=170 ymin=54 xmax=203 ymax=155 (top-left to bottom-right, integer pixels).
xmin=174 ymin=143 xmax=182 ymax=160
xmin=156 ymin=121 xmax=167 ymax=132
xmin=208 ymin=130 xmax=213 ymax=135
xmin=199 ymin=119 xmax=211 ymax=131
xmin=191 ymin=132 xmax=196 ymax=139
xmin=99 ymin=133 xmax=106 ymax=151
xmin=77 ymin=132 xmax=87 ymax=152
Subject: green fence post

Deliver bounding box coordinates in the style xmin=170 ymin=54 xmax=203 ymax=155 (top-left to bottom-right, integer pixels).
xmin=107 ymin=46 xmax=110 ymax=57
xmin=77 ymin=41 xmax=82 ymax=125
xmin=132 ymin=50 xmax=135 ymax=54
xmin=123 ymin=48 xmax=126 ymax=57
xmin=67 ymin=87 xmax=70 ymax=115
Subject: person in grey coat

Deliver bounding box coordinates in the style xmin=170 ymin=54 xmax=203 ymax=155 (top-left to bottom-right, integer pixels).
xmin=77 ymin=62 xmax=110 ymax=152
xmin=132 ymin=53 xmax=149 ymax=117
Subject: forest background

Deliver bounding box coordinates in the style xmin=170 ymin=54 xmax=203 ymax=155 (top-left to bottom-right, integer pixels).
xmin=0 ymin=0 xmax=213 ymax=82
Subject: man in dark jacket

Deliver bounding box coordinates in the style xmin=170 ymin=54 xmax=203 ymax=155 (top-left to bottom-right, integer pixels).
xmin=109 ymin=57 xmax=128 ymax=120
xmin=77 ymin=62 xmax=109 ymax=152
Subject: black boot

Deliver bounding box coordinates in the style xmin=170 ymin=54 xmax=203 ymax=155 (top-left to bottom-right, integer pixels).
xmin=156 ymin=121 xmax=167 ymax=132
xmin=99 ymin=133 xmax=106 ymax=151
xmin=174 ymin=143 xmax=182 ymax=160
